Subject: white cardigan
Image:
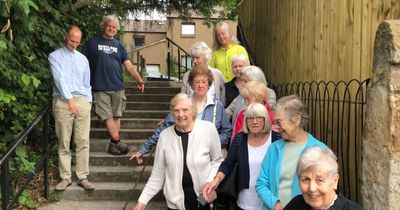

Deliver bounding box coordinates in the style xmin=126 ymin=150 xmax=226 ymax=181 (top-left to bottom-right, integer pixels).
xmin=138 ymin=120 xmax=223 ymax=210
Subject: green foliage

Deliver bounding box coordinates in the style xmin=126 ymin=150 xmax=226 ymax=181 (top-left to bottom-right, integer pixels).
xmin=18 ymin=190 xmax=43 ymax=209
xmin=10 ymin=145 xmax=36 ymax=177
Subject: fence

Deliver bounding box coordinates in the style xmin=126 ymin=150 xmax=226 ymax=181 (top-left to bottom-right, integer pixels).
xmin=273 ymin=78 xmax=369 ymax=203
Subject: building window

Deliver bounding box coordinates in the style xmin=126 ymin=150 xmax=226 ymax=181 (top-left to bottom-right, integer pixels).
xmin=181 ymin=55 xmax=193 ymax=72
xmin=133 ymin=35 xmax=145 ymax=48
xmin=181 ymin=23 xmax=195 ymax=37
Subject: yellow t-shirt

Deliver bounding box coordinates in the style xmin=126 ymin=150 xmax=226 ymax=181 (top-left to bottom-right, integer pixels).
xmin=210 ymin=44 xmax=250 ymax=82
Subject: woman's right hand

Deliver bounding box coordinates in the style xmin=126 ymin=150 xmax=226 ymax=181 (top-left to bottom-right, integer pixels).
xmin=129 ymin=151 xmax=144 ymax=164
xmin=274 ymin=202 xmax=284 ymax=210
xmin=206 ymin=178 xmax=220 ymax=193
xmin=133 ymin=201 xmax=146 ymax=210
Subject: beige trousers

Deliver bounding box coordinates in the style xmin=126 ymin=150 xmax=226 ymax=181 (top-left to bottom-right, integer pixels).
xmin=53 ymin=96 xmax=91 ymax=180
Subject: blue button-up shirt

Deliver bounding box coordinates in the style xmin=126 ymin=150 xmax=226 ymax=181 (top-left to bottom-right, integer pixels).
xmin=49 ymin=47 xmax=92 ymax=102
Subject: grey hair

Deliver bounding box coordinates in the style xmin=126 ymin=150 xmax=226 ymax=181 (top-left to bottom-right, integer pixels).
xmin=189 ymin=41 xmax=212 ymax=64
xmin=242 ymin=103 xmax=271 ymax=134
xmin=100 ymin=15 xmax=120 ymax=31
xmin=275 ymin=95 xmax=309 ymax=128
xmin=297 ymin=146 xmax=339 ymax=178
xmin=231 ymin=54 xmax=249 ymax=66
xmin=170 ymin=93 xmax=197 ymax=120
xmin=212 ymin=21 xmax=239 ymax=50
xmin=242 ymin=66 xmax=268 ymax=85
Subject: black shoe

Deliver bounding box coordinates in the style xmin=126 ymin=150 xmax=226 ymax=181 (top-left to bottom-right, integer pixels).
xmin=115 ymin=141 xmax=131 ymax=154
xmin=107 ymin=142 xmax=122 ymax=155
xmin=107 ymin=141 xmax=130 ymax=155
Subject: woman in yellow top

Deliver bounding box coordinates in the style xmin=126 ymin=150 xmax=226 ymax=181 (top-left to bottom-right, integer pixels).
xmin=210 ymin=21 xmax=250 ymax=82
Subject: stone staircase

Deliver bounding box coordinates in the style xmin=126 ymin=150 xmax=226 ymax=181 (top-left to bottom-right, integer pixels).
xmin=38 ymin=81 xmax=181 ymax=210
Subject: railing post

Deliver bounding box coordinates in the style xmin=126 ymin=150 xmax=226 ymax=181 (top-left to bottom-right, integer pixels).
xmin=136 ymin=51 xmax=140 ymax=74
xmin=1 ymin=160 xmax=10 ymax=210
xmin=177 ymin=50 xmax=181 ymax=80
xmin=167 ymin=40 xmax=171 ymax=80
xmin=43 ymin=112 xmax=49 ymax=199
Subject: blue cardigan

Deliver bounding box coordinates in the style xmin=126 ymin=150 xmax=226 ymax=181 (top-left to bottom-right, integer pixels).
xmin=218 ymin=131 xmax=280 ymax=193
xmin=255 ymin=133 xmax=327 ymax=210
xmin=139 ymin=97 xmax=232 ymax=155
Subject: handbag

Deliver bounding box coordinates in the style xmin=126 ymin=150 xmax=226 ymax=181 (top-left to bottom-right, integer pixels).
xmin=215 ymin=163 xmax=238 ymax=200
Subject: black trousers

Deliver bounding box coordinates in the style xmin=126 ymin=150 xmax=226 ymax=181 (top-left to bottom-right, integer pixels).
xmin=167 ymin=187 xmax=210 ymax=210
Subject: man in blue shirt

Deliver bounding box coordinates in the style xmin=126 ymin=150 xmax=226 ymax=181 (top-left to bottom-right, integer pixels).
xmin=49 ymin=25 xmax=95 ymax=191
xmin=83 ymin=15 xmax=145 ymax=155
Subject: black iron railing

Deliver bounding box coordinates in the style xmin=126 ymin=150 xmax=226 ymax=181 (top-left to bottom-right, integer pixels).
xmin=131 ymin=37 xmax=192 ymax=81
xmin=0 ymin=104 xmax=52 ymax=210
xmin=237 ymin=19 xmax=255 ymax=65
xmin=273 ymin=79 xmax=369 ymax=204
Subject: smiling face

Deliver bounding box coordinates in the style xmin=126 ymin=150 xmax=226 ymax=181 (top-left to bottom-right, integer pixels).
xmin=102 ymin=20 xmax=118 ymax=39
xmin=246 ymin=116 xmax=265 ymax=134
xmin=191 ymin=74 xmax=209 ymax=97
xmin=299 ymin=170 xmax=339 ymax=210
xmin=172 ymin=99 xmax=195 ymax=130
xmin=215 ymin=27 xmax=230 ymax=48
xmin=273 ymin=107 xmax=301 ymax=141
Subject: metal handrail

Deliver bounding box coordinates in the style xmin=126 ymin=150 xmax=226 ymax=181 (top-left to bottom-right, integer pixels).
xmin=130 ymin=37 xmax=191 ymax=82
xmin=273 ymin=79 xmax=369 ymax=203
xmin=0 ymin=103 xmax=52 ymax=210
xmin=131 ymin=39 xmax=167 ymax=52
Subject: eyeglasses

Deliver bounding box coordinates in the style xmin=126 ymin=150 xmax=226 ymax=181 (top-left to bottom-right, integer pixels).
xmin=246 ymin=116 xmax=264 ymax=123
xmin=273 ymin=119 xmax=284 ymax=126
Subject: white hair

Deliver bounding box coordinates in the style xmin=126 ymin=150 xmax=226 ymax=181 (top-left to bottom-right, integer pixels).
xmin=297 ymin=146 xmax=338 ymax=178
xmin=242 ymin=66 xmax=267 ymax=85
xmin=189 ymin=41 xmax=212 ymax=64
xmin=231 ymin=54 xmax=248 ymax=66
xmin=100 ymin=15 xmax=120 ymax=31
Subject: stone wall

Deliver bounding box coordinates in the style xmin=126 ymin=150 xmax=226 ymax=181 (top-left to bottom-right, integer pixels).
xmin=362 ymin=20 xmax=400 ymax=210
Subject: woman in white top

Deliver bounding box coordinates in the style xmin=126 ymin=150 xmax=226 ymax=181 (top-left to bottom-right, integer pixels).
xmin=134 ymin=93 xmax=223 ymax=210
xmin=204 ymin=103 xmax=280 ymax=210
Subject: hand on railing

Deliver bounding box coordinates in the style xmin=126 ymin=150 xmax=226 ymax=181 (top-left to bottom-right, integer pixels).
xmin=129 ymin=151 xmax=144 ymax=164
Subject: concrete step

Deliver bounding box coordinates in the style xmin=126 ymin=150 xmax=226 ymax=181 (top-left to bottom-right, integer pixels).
xmin=123 ymin=110 xmax=170 ymax=118
xmin=91 ymin=118 xmax=162 ymax=129
xmin=126 ymin=93 xmax=176 ymax=102
xmin=50 ymin=182 xmax=164 ymax=201
xmin=126 ymin=86 xmax=181 ymax=94
xmin=90 ymin=128 xmax=155 ymax=139
xmin=90 ymin=139 xmax=147 ymax=152
xmin=89 ymin=152 xmax=154 ymax=166
xmin=125 ymin=80 xmax=182 ymax=87
xmin=126 ymin=102 xmax=170 ymax=110
xmin=71 ymin=165 xmax=153 ymax=182
xmin=38 ymin=200 xmax=167 ymax=210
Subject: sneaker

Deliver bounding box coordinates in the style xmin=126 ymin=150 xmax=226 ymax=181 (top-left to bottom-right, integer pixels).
xmin=115 ymin=141 xmax=131 ymax=154
xmin=107 ymin=142 xmax=122 ymax=155
xmin=55 ymin=179 xmax=72 ymax=191
xmin=78 ymin=178 xmax=95 ymax=191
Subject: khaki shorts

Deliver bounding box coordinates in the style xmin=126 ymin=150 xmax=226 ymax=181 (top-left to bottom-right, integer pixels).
xmin=93 ymin=90 xmax=126 ymax=120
